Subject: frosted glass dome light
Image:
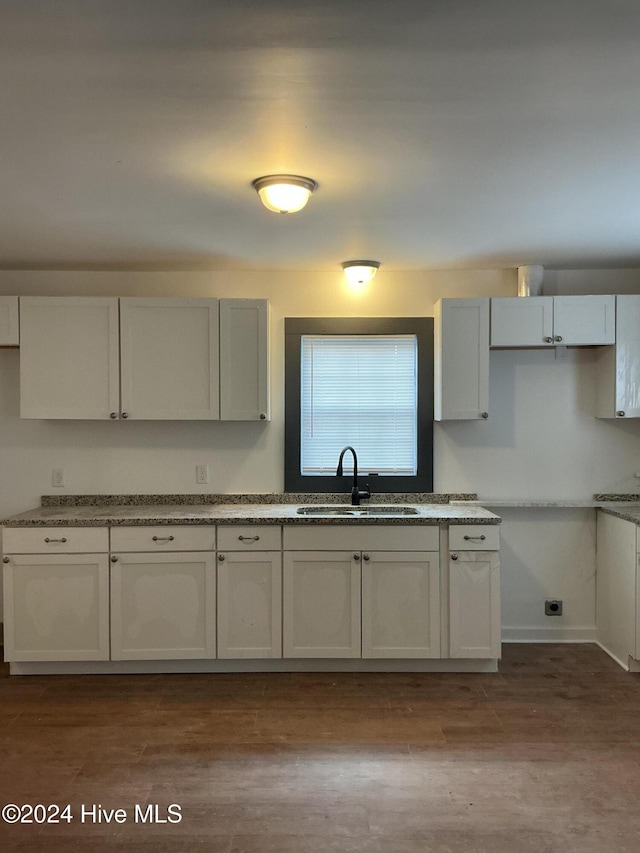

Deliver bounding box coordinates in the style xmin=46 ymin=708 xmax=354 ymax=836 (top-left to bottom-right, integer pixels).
xmin=252 ymin=175 xmax=318 ymax=214
xmin=341 ymin=260 xmax=381 ymax=284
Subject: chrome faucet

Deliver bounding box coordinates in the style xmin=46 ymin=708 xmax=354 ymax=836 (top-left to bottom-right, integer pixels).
xmin=336 ymin=446 xmax=371 ymax=506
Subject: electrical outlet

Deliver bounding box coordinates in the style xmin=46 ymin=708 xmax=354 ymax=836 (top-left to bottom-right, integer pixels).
xmin=545 ymin=599 xmax=563 ymax=616
xmin=195 ymin=464 xmax=209 ymax=485
xmin=52 ymin=468 xmax=65 ymax=488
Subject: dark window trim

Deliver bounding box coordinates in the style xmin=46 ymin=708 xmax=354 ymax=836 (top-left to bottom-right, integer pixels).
xmin=284 ymin=317 xmax=434 ymax=493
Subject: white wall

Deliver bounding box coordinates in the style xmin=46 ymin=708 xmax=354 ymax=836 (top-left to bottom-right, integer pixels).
xmin=1 ymin=266 xmax=639 ymax=638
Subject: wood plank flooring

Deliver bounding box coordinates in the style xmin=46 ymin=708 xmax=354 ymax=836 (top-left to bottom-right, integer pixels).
xmin=1 ymin=644 xmax=640 ymax=852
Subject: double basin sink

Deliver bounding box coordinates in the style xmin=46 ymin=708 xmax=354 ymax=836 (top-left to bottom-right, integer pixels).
xmin=296 ymin=505 xmax=418 ymax=517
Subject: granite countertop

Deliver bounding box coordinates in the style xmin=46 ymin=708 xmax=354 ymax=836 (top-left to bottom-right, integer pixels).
xmin=1 ymin=499 xmax=501 ymax=527
xmin=596 ymin=505 xmax=640 ymax=524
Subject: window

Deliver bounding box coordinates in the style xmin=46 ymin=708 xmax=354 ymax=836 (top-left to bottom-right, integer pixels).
xmin=285 ymin=317 xmax=433 ymax=493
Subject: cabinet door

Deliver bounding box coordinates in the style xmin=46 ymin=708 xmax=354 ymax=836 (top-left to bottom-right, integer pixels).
xmin=0 ymin=296 xmax=19 ymax=345
xmin=283 ymin=551 xmax=361 ymax=658
xmin=449 ymin=551 xmax=500 ymax=658
xmin=490 ymin=297 xmax=553 ymax=347
xmin=2 ymin=554 xmax=109 ymax=661
xmin=110 ymin=552 xmax=216 ymax=660
xmin=434 ymin=298 xmax=489 ymax=420
xmin=596 ymin=295 xmax=640 ymax=419
xmin=219 ymin=299 xmax=270 ymax=421
xmin=361 ymin=551 xmax=440 ymax=658
xmin=19 ymin=297 xmax=120 ymax=419
xmin=217 ymin=551 xmax=282 ymax=658
xmin=120 ymin=298 xmax=220 ymax=419
xmin=552 ymin=295 xmax=615 ymax=345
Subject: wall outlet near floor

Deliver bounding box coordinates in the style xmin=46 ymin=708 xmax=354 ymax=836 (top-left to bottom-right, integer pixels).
xmin=195 ymin=464 xmax=209 ymax=485
xmin=52 ymin=468 xmax=65 ymax=488
xmin=545 ymin=599 xmax=563 ymax=616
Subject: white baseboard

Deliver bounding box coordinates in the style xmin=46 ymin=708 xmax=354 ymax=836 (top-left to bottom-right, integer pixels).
xmin=502 ymin=627 xmax=597 ymax=643
xmin=9 ymin=658 xmax=499 ymax=676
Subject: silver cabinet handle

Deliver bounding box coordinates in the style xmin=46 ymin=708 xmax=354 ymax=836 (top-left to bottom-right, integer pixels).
xmin=543 ymin=336 xmax=553 ymax=343
xmin=111 ymin=555 xmax=118 ymax=562
xmin=480 ymin=412 xmax=489 ymax=419
xmin=218 ymin=553 xmax=225 ymax=561
xmin=451 ymin=553 xmax=459 ymax=561
xmin=110 ymin=412 xmax=118 ymax=419
xmin=152 ymin=535 xmax=175 ymax=542
xmin=44 ymin=537 xmax=67 ymax=544
xmin=363 ymin=553 xmax=370 ymax=561
xmin=121 ymin=412 xmax=129 ymax=419
xmin=617 ymin=411 xmax=626 ymax=417
xmin=463 ymin=534 xmax=486 ymax=541
xmin=238 ymin=535 xmax=260 ymax=542
xmin=2 ymin=556 xmax=9 ymax=564
xmin=555 ymin=335 xmax=563 ymax=342
xmin=353 ymin=553 xmax=360 ymax=561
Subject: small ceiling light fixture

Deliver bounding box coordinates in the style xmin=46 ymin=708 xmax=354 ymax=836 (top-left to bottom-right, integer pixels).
xmin=341 ymin=260 xmax=381 ymax=284
xmin=252 ymin=174 xmax=318 ymax=214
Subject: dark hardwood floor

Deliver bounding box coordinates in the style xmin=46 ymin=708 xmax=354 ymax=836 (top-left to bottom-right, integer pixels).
xmin=1 ymin=644 xmax=640 ymax=852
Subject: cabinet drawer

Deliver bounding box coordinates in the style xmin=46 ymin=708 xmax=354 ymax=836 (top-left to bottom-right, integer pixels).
xmin=2 ymin=526 xmax=108 ymax=554
xmin=283 ymin=524 xmax=440 ymax=552
xmin=449 ymin=525 xmax=500 ymax=551
xmin=110 ymin=526 xmax=216 ymax=552
xmin=217 ymin=525 xmax=281 ymax=551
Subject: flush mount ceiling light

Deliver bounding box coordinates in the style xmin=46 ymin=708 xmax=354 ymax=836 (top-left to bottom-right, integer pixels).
xmin=341 ymin=260 xmax=381 ymax=284
xmin=252 ymin=174 xmax=318 ymax=214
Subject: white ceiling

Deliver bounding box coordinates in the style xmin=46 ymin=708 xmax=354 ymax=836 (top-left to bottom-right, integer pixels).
xmin=2 ymin=0 xmax=640 ymax=272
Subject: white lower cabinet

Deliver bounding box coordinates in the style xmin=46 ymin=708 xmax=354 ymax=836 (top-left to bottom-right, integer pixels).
xmin=2 ymin=519 xmax=501 ymax=668
xmin=448 ymin=551 xmax=500 ymax=658
xmin=283 ymin=551 xmax=361 ymax=657
xmin=217 ymin=551 xmax=282 ymax=658
xmin=362 ymin=551 xmax=440 ymax=658
xmin=595 ymin=511 xmax=637 ymax=666
xmin=281 ymin=524 xmax=448 ymax=661
xmin=110 ymin=552 xmax=216 ymax=660
xmin=2 ymin=553 xmax=110 ymax=662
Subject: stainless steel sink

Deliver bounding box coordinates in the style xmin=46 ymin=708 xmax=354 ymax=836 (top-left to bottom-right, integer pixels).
xmin=296 ymin=505 xmax=419 ymax=516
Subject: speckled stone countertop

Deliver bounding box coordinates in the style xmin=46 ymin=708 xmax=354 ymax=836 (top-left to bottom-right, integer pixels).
xmin=596 ymin=505 xmax=640 ymax=524
xmin=1 ymin=493 xmax=500 ymax=527
xmin=456 ymin=494 xmax=640 ymax=523
xmin=38 ymin=492 xmax=477 ymax=508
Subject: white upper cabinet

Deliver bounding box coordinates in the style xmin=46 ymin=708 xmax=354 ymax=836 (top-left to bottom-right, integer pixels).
xmin=434 ymin=298 xmax=489 ymax=420
xmin=552 ymin=296 xmax=615 ymax=345
xmin=0 ymin=296 xmax=19 ymax=345
xmin=20 ymin=297 xmax=120 ymax=419
xmin=219 ymin=298 xmax=270 ymax=421
xmin=490 ymin=296 xmax=553 ymax=347
xmin=596 ymin=295 xmax=640 ymax=419
xmin=120 ymin=298 xmax=220 ymax=420
xmin=19 ymin=296 xmax=270 ymax=420
xmin=490 ymin=295 xmax=615 ymax=347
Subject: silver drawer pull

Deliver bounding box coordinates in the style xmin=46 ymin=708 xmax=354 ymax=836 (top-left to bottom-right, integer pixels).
xmin=238 ymin=535 xmax=260 ymax=542
xmin=152 ymin=535 xmax=175 ymax=542
xmin=463 ymin=535 xmax=486 ymax=541
xmin=44 ymin=537 xmax=67 ymax=544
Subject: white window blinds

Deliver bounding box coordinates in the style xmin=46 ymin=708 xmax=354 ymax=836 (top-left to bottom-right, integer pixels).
xmin=300 ymin=334 xmax=418 ymax=476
